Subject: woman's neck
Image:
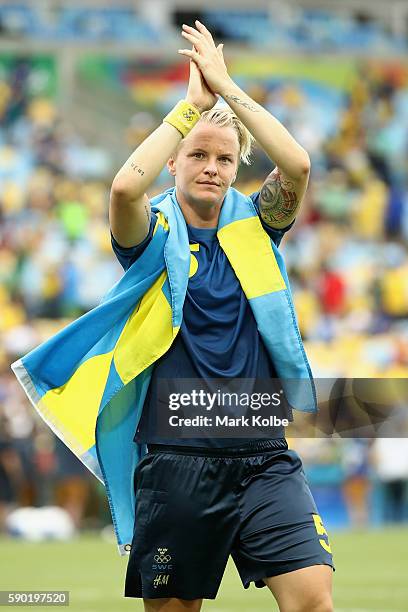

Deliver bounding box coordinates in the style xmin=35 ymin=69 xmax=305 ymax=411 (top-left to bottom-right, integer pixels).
xmin=176 ymin=188 xmax=222 ymax=228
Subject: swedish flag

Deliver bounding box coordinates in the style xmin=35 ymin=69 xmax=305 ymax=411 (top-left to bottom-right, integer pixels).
xmin=11 ymin=187 xmax=316 ymax=554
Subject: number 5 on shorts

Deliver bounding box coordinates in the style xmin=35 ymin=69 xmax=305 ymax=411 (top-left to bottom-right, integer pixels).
xmin=312 ymin=514 xmax=332 ymax=554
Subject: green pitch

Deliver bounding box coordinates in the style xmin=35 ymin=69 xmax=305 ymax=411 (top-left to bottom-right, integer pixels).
xmin=1 ymin=528 xmax=407 ymax=611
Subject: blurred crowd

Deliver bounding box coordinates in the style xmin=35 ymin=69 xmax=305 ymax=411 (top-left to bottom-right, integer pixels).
xmin=278 ymin=59 xmax=408 ymax=377
xmin=2 ymin=56 xmax=408 ymax=375
xmin=1 ymin=46 xmax=408 ymax=533
xmin=0 ymin=3 xmax=406 ymax=53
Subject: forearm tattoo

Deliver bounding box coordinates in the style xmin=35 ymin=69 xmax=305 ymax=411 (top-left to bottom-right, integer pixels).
xmin=224 ymin=94 xmax=259 ymax=112
xmin=130 ymin=161 xmax=145 ymax=176
xmin=260 ymin=171 xmax=298 ymax=225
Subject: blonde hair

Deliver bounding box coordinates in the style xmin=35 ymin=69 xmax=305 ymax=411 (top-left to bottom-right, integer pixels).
xmin=198 ymin=106 xmax=254 ymax=165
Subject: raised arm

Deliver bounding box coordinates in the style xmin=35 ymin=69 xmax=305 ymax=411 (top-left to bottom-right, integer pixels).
xmin=109 ymin=56 xmax=218 ymax=247
xmin=110 ymin=124 xmax=182 ymax=247
xmin=179 ymin=21 xmax=311 ymax=229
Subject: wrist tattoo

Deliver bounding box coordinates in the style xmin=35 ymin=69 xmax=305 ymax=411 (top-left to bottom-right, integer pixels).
xmin=131 ymin=162 xmax=145 ymax=176
xmin=260 ymin=171 xmax=298 ymax=225
xmin=224 ymin=94 xmax=259 ymax=112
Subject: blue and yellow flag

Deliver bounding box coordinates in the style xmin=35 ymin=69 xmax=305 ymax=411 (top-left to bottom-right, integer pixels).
xmin=11 ymin=187 xmax=316 ymax=554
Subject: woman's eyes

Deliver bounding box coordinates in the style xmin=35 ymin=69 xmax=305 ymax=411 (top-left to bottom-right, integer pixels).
xmin=192 ymin=153 xmax=231 ymax=163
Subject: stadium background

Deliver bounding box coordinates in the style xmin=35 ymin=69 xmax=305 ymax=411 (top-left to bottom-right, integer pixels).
xmin=0 ymin=0 xmax=407 ymax=610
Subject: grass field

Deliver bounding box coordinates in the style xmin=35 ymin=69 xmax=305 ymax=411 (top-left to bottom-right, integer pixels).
xmin=1 ymin=528 xmax=407 ymax=611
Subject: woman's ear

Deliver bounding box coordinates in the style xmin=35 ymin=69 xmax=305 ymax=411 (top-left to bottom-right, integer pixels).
xmin=167 ymin=157 xmax=176 ymax=176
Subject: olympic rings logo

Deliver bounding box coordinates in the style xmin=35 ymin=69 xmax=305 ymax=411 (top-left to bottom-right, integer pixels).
xmin=154 ymin=553 xmax=171 ymax=563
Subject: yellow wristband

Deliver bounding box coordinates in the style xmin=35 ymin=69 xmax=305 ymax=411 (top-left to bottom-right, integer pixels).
xmin=163 ymin=100 xmax=201 ymax=138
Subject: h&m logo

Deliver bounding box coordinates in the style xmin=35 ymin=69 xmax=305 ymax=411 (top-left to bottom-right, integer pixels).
xmin=153 ymin=574 xmax=170 ymax=588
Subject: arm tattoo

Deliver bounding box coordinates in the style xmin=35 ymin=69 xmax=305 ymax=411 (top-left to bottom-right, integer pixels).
xmin=224 ymin=94 xmax=259 ymax=112
xmin=144 ymin=203 xmax=150 ymax=223
xmin=259 ymin=171 xmax=298 ymax=226
xmin=130 ymin=161 xmax=145 ymax=176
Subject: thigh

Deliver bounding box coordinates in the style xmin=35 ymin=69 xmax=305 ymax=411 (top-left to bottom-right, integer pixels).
xmin=232 ymin=449 xmax=334 ymax=588
xmin=144 ymin=597 xmax=203 ymax=612
xmin=125 ymin=452 xmax=239 ymax=600
xmin=264 ymin=565 xmax=333 ymax=612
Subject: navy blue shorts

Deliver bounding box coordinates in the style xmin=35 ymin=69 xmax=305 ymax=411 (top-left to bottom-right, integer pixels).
xmin=124 ymin=439 xmax=334 ymax=600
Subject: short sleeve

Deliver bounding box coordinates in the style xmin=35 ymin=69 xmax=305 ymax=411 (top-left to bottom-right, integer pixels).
xmin=111 ymin=212 xmax=157 ymax=271
xmin=250 ymin=192 xmax=294 ymax=248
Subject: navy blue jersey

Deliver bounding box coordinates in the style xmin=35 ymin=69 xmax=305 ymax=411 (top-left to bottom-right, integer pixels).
xmin=111 ymin=192 xmax=293 ymax=447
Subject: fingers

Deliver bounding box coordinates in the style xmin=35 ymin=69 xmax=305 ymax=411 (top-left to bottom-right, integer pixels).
xmin=178 ymin=48 xmax=203 ymax=66
xmin=182 ymin=24 xmax=204 ymax=46
xmin=190 ymin=44 xmax=198 ymax=62
xmin=189 ymin=54 xmax=199 ymax=72
xmin=194 ymin=20 xmax=214 ymax=42
xmin=182 ymin=22 xmax=215 ymax=50
xmin=181 ymin=29 xmax=202 ymax=49
xmin=189 ymin=52 xmax=202 ymax=78
xmin=180 ymin=23 xmax=223 ymax=67
xmin=182 ymin=21 xmax=213 ymax=42
xmin=181 ymin=28 xmax=210 ymax=58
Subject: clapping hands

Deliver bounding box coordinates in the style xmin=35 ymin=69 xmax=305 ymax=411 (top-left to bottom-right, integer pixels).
xmin=181 ymin=21 xmax=233 ymax=112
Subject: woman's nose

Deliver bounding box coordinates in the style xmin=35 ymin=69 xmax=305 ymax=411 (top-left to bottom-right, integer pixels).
xmin=204 ymin=163 xmax=218 ymax=176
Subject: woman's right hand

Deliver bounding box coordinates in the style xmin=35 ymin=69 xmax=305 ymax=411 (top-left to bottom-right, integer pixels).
xmin=185 ymin=45 xmax=222 ymax=113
